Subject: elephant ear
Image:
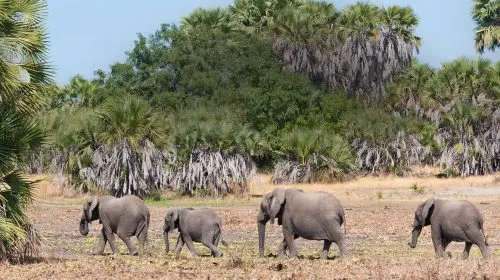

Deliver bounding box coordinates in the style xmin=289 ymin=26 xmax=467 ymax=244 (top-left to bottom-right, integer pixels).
xmin=418 ymin=198 xmax=435 ymax=226
xmin=169 ymin=209 xmax=179 ymax=232
xmin=86 ymin=197 xmax=99 ymax=221
xmin=269 ymin=189 xmax=285 ymax=224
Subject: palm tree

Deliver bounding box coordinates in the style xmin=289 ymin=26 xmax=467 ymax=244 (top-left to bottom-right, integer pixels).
xmin=230 ymin=0 xmax=304 ymax=34
xmin=170 ymin=120 xmax=265 ymax=196
xmin=386 ymin=61 xmax=434 ymax=117
xmin=182 ymin=7 xmax=234 ymax=33
xmin=0 ymin=104 xmax=44 ymax=262
xmin=0 ymin=0 xmax=51 ymax=262
xmin=265 ymin=1 xmax=421 ymax=98
xmin=472 ymin=0 xmax=500 ymax=53
xmin=79 ymin=94 xmax=172 ymax=197
xmin=0 ymin=0 xmax=52 ymax=113
xmin=272 ymin=128 xmax=355 ymax=184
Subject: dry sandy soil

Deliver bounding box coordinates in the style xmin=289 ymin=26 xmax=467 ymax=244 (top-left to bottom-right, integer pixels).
xmin=2 ymin=173 xmax=500 ymax=279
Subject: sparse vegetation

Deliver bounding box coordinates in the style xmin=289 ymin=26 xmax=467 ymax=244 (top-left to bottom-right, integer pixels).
xmin=410 ymin=183 xmax=425 ymax=194
xmin=2 ymin=175 xmax=500 ymax=278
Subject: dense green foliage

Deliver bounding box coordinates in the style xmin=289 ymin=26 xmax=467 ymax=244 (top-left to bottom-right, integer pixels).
xmin=0 ymin=0 xmax=51 ymax=263
xmin=472 ymin=0 xmax=500 ymax=53
xmin=35 ymin=0 xmax=500 ymax=198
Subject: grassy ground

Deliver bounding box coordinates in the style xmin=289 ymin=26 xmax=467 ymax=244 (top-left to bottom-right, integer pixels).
xmin=2 ymin=173 xmax=500 ymax=279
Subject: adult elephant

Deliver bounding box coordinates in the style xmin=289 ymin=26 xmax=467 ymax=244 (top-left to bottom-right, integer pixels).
xmin=79 ymin=195 xmax=150 ymax=256
xmin=409 ymin=198 xmax=489 ymax=259
xmin=257 ymin=188 xmax=347 ymax=259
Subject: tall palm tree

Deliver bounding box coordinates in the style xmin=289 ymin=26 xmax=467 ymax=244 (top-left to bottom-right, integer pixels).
xmin=79 ymin=95 xmax=171 ymax=197
xmin=472 ymin=0 xmax=500 ymax=53
xmin=0 ymin=0 xmax=51 ymax=262
xmin=260 ymin=1 xmax=421 ymax=98
xmin=0 ymin=0 xmax=52 ymax=113
xmin=182 ymin=7 xmax=234 ymax=33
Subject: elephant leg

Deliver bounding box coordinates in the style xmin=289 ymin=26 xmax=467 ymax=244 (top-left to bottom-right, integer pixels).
xmin=441 ymin=239 xmax=451 ymax=258
xmin=174 ymin=233 xmax=185 ymax=258
xmin=96 ymin=229 xmax=108 ymax=255
xmin=137 ymin=228 xmax=147 ymax=255
xmin=277 ymin=238 xmax=287 ymax=258
xmin=102 ymin=230 xmax=119 ymax=255
xmin=431 ymin=230 xmax=445 ymax=258
xmin=277 ymin=235 xmax=299 ymax=258
xmin=325 ymin=220 xmax=347 ymax=258
xmin=117 ymin=230 xmax=138 ymax=256
xmin=467 ymin=230 xmax=490 ymax=259
xmin=202 ymin=239 xmax=222 ymax=257
xmin=475 ymin=238 xmax=490 ymax=259
xmin=321 ymin=240 xmax=332 ymax=260
xmin=210 ymin=233 xmax=221 ymax=257
xmin=462 ymin=242 xmax=472 ymax=260
xmin=181 ymin=233 xmax=199 ymax=257
xmin=283 ymin=230 xmax=298 ymax=258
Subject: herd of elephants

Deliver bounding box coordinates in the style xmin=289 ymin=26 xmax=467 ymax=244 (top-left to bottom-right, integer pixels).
xmin=78 ymin=188 xmax=490 ymax=260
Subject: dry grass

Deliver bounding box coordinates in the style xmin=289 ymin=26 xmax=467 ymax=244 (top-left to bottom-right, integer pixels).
xmin=2 ymin=173 xmax=500 ymax=279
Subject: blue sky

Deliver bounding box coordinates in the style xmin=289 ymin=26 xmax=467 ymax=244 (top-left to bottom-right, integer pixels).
xmin=48 ymin=0 xmax=499 ymax=85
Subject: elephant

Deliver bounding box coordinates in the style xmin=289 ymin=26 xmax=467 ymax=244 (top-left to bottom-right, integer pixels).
xmin=79 ymin=195 xmax=150 ymax=256
xmin=257 ymin=188 xmax=347 ymax=259
xmin=163 ymin=207 xmax=228 ymax=258
xmin=409 ymin=198 xmax=489 ymax=259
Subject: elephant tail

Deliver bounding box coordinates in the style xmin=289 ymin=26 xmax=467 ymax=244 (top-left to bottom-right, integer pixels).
xmin=136 ymin=213 xmax=150 ymax=241
xmin=216 ymin=223 xmax=229 ymax=247
xmin=482 ymin=228 xmax=488 ymax=246
xmin=340 ymin=210 xmax=346 ymax=234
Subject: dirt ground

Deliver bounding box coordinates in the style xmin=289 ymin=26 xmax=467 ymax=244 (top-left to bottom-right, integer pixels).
xmin=2 ymin=173 xmax=500 ymax=279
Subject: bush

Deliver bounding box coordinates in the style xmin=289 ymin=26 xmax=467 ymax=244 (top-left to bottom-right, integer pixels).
xmin=272 ymin=129 xmax=355 ymax=183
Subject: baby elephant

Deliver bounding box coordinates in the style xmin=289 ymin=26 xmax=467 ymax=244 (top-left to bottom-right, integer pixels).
xmin=163 ymin=208 xmax=228 ymax=258
xmin=409 ymin=198 xmax=489 ymax=259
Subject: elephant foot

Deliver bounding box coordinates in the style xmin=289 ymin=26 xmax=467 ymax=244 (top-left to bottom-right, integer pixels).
xmin=277 ymin=253 xmax=288 ymax=259
xmin=129 ymin=250 xmax=139 ymax=256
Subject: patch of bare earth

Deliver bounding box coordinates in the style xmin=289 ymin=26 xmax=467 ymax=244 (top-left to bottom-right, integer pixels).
xmin=1 ymin=173 xmax=500 ymax=279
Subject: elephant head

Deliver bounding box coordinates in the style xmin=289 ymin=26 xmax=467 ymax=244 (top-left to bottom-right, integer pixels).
xmin=163 ymin=209 xmax=180 ymax=254
xmin=79 ymin=196 xmax=99 ymax=236
xmin=257 ymin=188 xmax=286 ymax=257
xmin=409 ymin=198 xmax=434 ymax=248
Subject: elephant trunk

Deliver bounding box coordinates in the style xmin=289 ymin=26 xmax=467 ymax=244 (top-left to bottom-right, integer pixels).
xmin=258 ymin=222 xmax=266 ymax=257
xmin=257 ymin=207 xmax=270 ymax=257
xmin=409 ymin=226 xmax=422 ymax=248
xmin=79 ymin=220 xmax=89 ymax=236
xmin=163 ymin=230 xmax=170 ymax=254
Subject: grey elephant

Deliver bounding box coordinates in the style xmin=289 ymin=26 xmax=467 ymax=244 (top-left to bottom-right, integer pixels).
xmin=258 ymin=188 xmax=347 ymax=259
xmin=79 ymin=195 xmax=150 ymax=256
xmin=409 ymin=198 xmax=489 ymax=259
xmin=163 ymin=208 xmax=228 ymax=258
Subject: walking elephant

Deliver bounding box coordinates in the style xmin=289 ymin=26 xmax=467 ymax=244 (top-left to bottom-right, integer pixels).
xmin=79 ymin=195 xmax=150 ymax=256
xmin=163 ymin=208 xmax=228 ymax=258
xmin=409 ymin=198 xmax=489 ymax=259
xmin=257 ymin=188 xmax=347 ymax=259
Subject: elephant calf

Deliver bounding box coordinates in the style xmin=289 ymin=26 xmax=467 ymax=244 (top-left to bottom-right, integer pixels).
xmin=163 ymin=208 xmax=228 ymax=258
xmin=258 ymin=188 xmax=347 ymax=259
xmin=79 ymin=195 xmax=150 ymax=256
xmin=409 ymin=198 xmax=489 ymax=259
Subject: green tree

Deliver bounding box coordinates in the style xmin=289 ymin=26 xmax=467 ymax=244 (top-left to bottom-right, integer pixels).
xmin=472 ymin=0 xmax=500 ymax=53
xmin=0 ymin=0 xmax=51 ymax=262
